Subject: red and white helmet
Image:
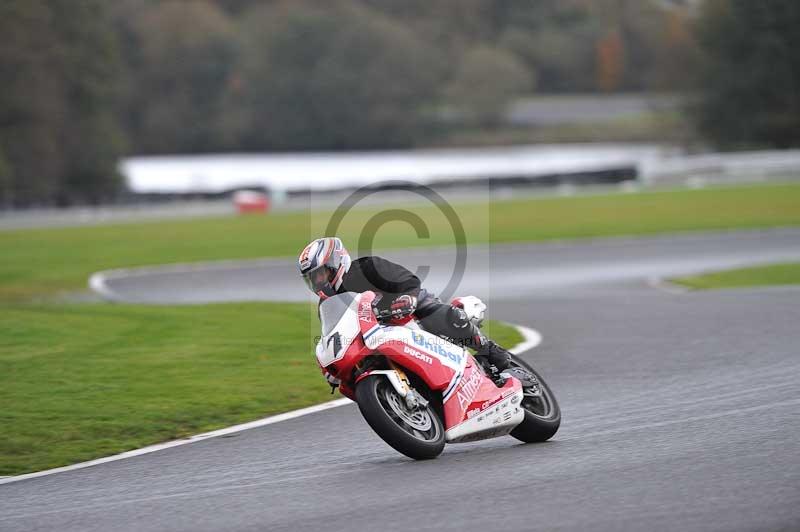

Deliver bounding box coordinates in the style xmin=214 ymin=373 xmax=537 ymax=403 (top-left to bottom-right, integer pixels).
xmin=298 ymin=237 xmax=352 ymax=297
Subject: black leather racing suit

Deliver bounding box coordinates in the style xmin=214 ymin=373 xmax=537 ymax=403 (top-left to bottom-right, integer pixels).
xmin=335 ymin=256 xmax=510 ymax=369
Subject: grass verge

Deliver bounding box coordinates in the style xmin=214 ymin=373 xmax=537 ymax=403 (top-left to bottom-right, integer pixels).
xmin=671 ymin=262 xmax=800 ymax=290
xmin=0 ymin=301 xmax=521 ymax=476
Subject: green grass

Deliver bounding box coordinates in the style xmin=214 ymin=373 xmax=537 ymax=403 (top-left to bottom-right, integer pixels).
xmin=672 ymin=262 xmax=800 ymax=290
xmin=480 ymin=319 xmax=522 ymax=348
xmin=0 ymin=302 xmax=319 ymax=475
xmin=2 ymin=182 xmax=799 ymax=301
xmin=0 ymin=301 xmax=520 ymax=475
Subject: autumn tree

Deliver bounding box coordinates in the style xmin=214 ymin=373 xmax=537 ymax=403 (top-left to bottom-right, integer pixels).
xmin=596 ymin=29 xmax=625 ymax=92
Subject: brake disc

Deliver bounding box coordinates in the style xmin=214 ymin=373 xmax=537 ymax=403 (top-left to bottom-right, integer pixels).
xmin=383 ymin=386 xmax=433 ymax=431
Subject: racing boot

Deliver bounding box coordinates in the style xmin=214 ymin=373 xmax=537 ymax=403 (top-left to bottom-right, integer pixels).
xmin=475 ymin=339 xmax=512 ymax=387
xmin=447 ymin=305 xmax=512 ymax=386
xmin=469 ymin=326 xmax=537 ymax=390
xmin=480 ymin=340 xmax=511 ymax=370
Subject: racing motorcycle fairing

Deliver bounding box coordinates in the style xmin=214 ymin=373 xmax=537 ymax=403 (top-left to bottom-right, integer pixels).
xmin=315 ymin=291 xmax=372 ymax=401
xmin=316 ymin=291 xmax=365 ymax=368
xmin=314 ymin=291 xmax=526 ymax=442
xmin=357 ymin=299 xmax=524 ymax=437
xmin=362 ymin=325 xmax=467 ymax=393
xmin=355 ymin=290 xmax=468 ymax=395
xmin=442 ymin=360 xmax=524 ymax=443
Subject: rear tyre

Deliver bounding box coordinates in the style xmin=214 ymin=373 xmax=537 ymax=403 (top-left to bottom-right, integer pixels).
xmin=355 ymin=375 xmax=445 ymax=460
xmin=508 ymin=354 xmax=561 ymax=443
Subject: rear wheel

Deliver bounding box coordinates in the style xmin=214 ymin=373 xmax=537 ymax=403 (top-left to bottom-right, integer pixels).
xmin=355 ymin=375 xmax=445 ymax=460
xmin=508 ymin=354 xmax=561 ymax=443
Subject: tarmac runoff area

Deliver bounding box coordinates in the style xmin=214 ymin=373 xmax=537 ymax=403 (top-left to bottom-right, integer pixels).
xmin=2 ymin=228 xmax=799 ymax=532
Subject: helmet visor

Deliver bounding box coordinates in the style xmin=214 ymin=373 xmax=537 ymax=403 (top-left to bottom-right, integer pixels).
xmin=302 ymin=265 xmax=336 ymax=295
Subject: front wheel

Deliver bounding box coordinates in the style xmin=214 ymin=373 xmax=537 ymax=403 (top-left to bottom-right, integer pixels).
xmin=355 ymin=375 xmax=445 ymax=460
xmin=508 ymin=354 xmax=561 ymax=443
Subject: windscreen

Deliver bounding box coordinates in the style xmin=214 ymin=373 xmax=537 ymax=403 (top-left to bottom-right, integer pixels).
xmin=319 ymin=292 xmax=359 ymax=336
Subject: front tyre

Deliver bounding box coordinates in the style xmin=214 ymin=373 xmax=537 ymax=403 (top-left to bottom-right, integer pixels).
xmin=508 ymin=354 xmax=561 ymax=443
xmin=355 ymin=375 xmax=445 ymax=460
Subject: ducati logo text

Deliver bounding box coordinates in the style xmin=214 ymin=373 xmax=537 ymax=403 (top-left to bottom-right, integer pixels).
xmin=402 ymin=345 xmax=433 ymax=364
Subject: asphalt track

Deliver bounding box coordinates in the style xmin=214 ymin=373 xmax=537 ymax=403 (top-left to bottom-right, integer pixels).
xmin=3 ymin=229 xmax=800 ymax=532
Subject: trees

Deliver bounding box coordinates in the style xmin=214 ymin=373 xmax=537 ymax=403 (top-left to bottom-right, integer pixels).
xmin=235 ymin=1 xmax=445 ymax=150
xmin=0 ymin=0 xmax=123 ymax=206
xmin=692 ymin=0 xmax=800 ymax=148
xmin=49 ymin=0 xmax=125 ymax=204
xmin=0 ymin=1 xmax=64 ymax=206
xmin=0 ymin=149 xmax=12 ymax=209
xmin=0 ymin=0 xmax=725 ymax=206
xmin=446 ymin=46 xmax=532 ymax=127
xmin=113 ymin=0 xmax=237 ymax=154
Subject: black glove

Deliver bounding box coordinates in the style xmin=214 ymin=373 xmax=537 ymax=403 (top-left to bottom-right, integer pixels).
xmin=324 ymin=370 xmax=340 ymax=393
xmin=389 ymin=294 xmax=417 ymax=317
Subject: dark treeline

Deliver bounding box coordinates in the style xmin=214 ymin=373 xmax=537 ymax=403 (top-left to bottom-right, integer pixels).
xmin=0 ymin=1 xmax=124 ymax=207
xmin=0 ymin=0 xmax=797 ymax=206
xmin=692 ymin=0 xmax=800 ymax=150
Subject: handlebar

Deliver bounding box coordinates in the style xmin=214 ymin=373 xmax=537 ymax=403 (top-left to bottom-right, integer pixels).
xmin=372 ymin=305 xmax=412 ymax=321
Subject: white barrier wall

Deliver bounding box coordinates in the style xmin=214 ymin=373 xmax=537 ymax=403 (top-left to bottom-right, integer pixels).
xmin=120 ymin=145 xmax=800 ymax=196
xmin=120 ymin=144 xmax=663 ymax=194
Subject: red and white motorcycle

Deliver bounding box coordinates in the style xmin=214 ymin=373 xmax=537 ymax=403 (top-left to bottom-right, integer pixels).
xmin=315 ymin=291 xmax=560 ymax=459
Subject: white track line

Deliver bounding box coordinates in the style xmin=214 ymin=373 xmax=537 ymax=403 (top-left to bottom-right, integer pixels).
xmin=0 ymin=398 xmax=352 ymax=486
xmin=508 ymin=323 xmax=543 ymax=354
xmin=646 ymin=276 xmax=692 ymax=295
xmin=87 ymin=272 xmax=119 ymax=301
xmin=0 ymin=323 xmax=540 ymax=486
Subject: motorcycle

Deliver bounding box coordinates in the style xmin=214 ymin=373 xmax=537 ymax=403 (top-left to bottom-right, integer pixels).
xmin=315 ymin=291 xmax=560 ymax=459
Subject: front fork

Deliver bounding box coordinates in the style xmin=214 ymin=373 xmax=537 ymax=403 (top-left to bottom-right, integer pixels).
xmin=357 ymin=360 xmax=429 ymax=410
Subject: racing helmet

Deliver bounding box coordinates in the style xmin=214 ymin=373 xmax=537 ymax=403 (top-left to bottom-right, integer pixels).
xmin=298 ymin=237 xmax=352 ymax=297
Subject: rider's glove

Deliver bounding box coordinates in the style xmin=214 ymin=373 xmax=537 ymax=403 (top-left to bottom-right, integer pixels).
xmin=390 ymin=294 xmax=417 ymax=317
xmin=324 ymin=370 xmax=341 ymax=392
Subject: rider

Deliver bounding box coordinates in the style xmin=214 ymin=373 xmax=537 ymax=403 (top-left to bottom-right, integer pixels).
xmin=298 ymin=237 xmax=515 ymax=387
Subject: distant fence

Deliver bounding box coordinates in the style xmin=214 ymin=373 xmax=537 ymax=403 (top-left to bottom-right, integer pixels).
xmin=641 ymin=149 xmax=800 ymax=185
